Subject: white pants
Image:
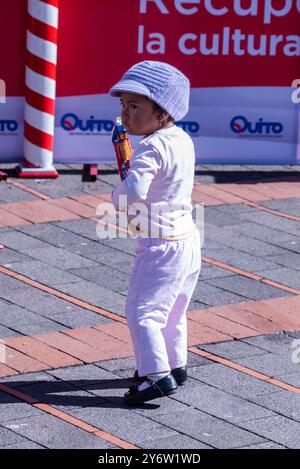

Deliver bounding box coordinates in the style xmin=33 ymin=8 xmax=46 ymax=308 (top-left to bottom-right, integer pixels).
xmin=125 ymin=229 xmax=201 ymax=376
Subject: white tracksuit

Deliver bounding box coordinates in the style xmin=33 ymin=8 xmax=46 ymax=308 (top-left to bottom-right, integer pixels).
xmin=111 ymin=125 xmax=201 ymax=376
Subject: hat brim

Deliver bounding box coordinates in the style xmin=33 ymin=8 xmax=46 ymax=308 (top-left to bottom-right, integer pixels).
xmin=109 ymin=80 xmax=151 ymax=98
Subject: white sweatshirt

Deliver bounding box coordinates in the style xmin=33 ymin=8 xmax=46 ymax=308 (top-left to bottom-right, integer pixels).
xmin=111 ymin=125 xmax=196 ymax=239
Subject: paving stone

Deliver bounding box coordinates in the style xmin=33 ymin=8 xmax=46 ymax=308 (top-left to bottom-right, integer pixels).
xmin=49 ymin=310 xmax=110 ymax=328
xmin=205 ymin=222 xmax=288 ymax=256
xmin=70 ymin=404 xmax=179 ymax=446
xmin=21 ymin=245 xmax=97 ymax=270
xmin=0 ymin=231 xmax=52 ymax=252
xmin=234 ymin=353 xmax=299 ymax=378
xmin=17 ymin=222 xmax=90 ymax=248
xmin=237 ymin=415 xmax=300 ymax=448
xmin=47 ymin=364 xmax=118 ymax=386
xmin=264 ymin=252 xmax=300 ymax=272
xmin=261 ymin=198 xmax=300 ymax=216
xmin=201 ymin=207 xmax=245 ymax=226
xmin=0 ymin=184 xmax=38 ymax=203
xmin=192 ymin=281 xmax=248 ymax=306
xmin=16 ymin=381 xmax=106 ymax=411
xmin=151 ymin=408 xmax=265 ymax=449
xmin=2 ymin=413 xmax=116 ymax=449
xmin=0 ymin=248 xmax=32 ymax=266
xmin=255 ymin=267 xmax=300 ymax=290
xmin=275 ymin=372 xmax=300 ymax=387
xmin=58 ymin=281 xmax=126 ymax=314
xmin=238 ymin=211 xmax=300 ymax=237
xmin=173 ymin=378 xmax=274 ymax=423
xmin=189 ymin=363 xmax=277 ymax=399
xmin=0 ymin=303 xmax=67 ymax=336
xmin=140 ymin=434 xmax=210 ymax=449
xmin=0 ymin=391 xmax=41 ymax=422
xmin=204 ymin=276 xmax=292 ymax=301
xmin=0 ymin=325 xmax=21 ymax=339
xmin=249 ymin=390 xmax=300 ymax=423
xmin=241 ymin=441 xmax=286 ymax=449
xmin=0 ymin=273 xmax=31 ymax=293
xmin=1 ymin=440 xmax=45 ymax=449
xmin=6 ymin=260 xmax=81 ymax=286
xmin=199 ymin=264 xmax=236 ymax=280
xmin=70 ymin=264 xmax=130 ymax=292
xmin=202 ymin=246 xmax=282 ymax=272
xmin=200 ymin=339 xmax=268 ymax=360
xmin=53 ymin=219 xmax=100 ymax=241
xmin=242 ymin=333 xmax=298 ymax=357
xmin=0 ymin=371 xmax=57 ymax=386
xmin=0 ymin=426 xmax=35 ymax=447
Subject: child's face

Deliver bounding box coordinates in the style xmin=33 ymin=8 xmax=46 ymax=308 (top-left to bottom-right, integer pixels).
xmin=120 ymin=93 xmax=161 ymax=136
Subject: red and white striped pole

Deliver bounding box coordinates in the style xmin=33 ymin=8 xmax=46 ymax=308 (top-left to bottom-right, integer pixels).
xmin=17 ymin=0 xmax=59 ymax=178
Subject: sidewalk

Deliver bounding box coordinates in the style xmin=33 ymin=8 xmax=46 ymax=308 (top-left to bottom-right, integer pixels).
xmin=0 ymin=163 xmax=299 ymax=449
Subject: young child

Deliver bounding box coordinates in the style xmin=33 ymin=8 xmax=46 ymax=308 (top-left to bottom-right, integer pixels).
xmin=110 ymin=61 xmax=201 ymax=404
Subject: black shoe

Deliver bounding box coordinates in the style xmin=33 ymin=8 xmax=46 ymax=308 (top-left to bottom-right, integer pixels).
xmin=124 ymin=374 xmax=177 ymax=405
xmin=133 ymin=366 xmax=187 ymax=386
xmin=171 ymin=366 xmax=188 ymax=386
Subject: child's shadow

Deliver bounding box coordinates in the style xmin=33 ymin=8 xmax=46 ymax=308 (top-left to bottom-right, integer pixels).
xmin=0 ymin=378 xmax=160 ymax=409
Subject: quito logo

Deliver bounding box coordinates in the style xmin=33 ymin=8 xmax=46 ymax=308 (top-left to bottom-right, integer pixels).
xmin=61 ymin=113 xmax=114 ymax=132
xmin=231 ymin=115 xmax=283 ymax=135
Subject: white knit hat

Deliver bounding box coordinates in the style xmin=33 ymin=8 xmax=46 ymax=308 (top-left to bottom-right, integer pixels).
xmin=109 ymin=61 xmax=190 ymax=121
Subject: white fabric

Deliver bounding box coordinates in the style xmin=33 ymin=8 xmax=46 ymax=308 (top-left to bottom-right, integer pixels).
xmin=125 ymin=229 xmax=201 ymax=376
xmin=111 ymin=125 xmax=196 ymax=238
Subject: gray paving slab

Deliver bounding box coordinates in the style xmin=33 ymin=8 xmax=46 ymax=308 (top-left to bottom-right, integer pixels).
xmin=58 ymin=281 xmax=126 ymax=315
xmin=6 ymin=260 xmax=81 ymax=286
xmin=172 ymin=378 xmax=274 ymax=423
xmin=264 ymin=252 xmax=300 ymax=272
xmin=199 ymin=264 xmax=236 ymax=280
xmin=261 ymin=198 xmax=300 ymax=216
xmin=204 ymin=207 xmax=251 ymax=227
xmin=47 ymin=364 xmax=119 ymax=386
xmin=0 ymin=288 xmax=100 ymax=320
xmin=0 ymin=325 xmax=21 ymax=339
xmin=0 ymin=371 xmax=57 ymax=387
xmin=233 ymin=353 xmax=299 ymax=378
xmin=0 ymin=302 xmax=67 ymax=335
xmin=16 ymin=222 xmax=91 ymax=248
xmin=249 ymin=390 xmax=300 ymax=423
xmin=237 ymin=415 xmax=300 ymax=448
xmin=0 ymin=248 xmax=33 ymax=266
xmin=192 ymin=281 xmax=249 ymax=306
xmin=275 ymin=372 xmax=300 ymax=387
xmin=21 ymin=245 xmax=98 ymax=270
xmin=49 ymin=310 xmax=109 ymax=328
xmin=240 ymin=441 xmax=286 ymax=449
xmin=0 ymin=184 xmax=37 ymax=202
xmin=221 ymin=221 xmax=300 ymax=252
xmin=140 ymin=434 xmax=210 ymax=449
xmin=0 ymin=391 xmax=41 ymax=423
xmin=242 ymin=333 xmax=298 ymax=357
xmin=0 ymin=231 xmax=52 ymax=252
xmin=1 ymin=440 xmax=45 ymax=449
xmin=150 ymin=408 xmax=265 ymax=449
xmin=189 ymin=363 xmax=278 ymax=399
xmin=205 ymin=222 xmax=289 ymax=256
xmin=255 ymin=267 xmax=300 ymax=289
xmin=238 ymin=211 xmax=300 ymax=237
xmin=200 ymin=339 xmax=268 ymax=360
xmin=70 ymin=404 xmax=181 ymax=446
xmin=2 ymin=413 xmax=116 ymax=449
xmin=0 ymin=425 xmax=38 ymax=447
xmin=202 ymin=246 xmax=283 ymax=272
xmin=17 ymin=380 xmax=108 ymax=412
xmin=70 ymin=264 xmax=130 ymax=292
xmin=204 ymin=275 xmax=292 ymax=301
xmin=53 ymin=219 xmax=100 ymax=241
